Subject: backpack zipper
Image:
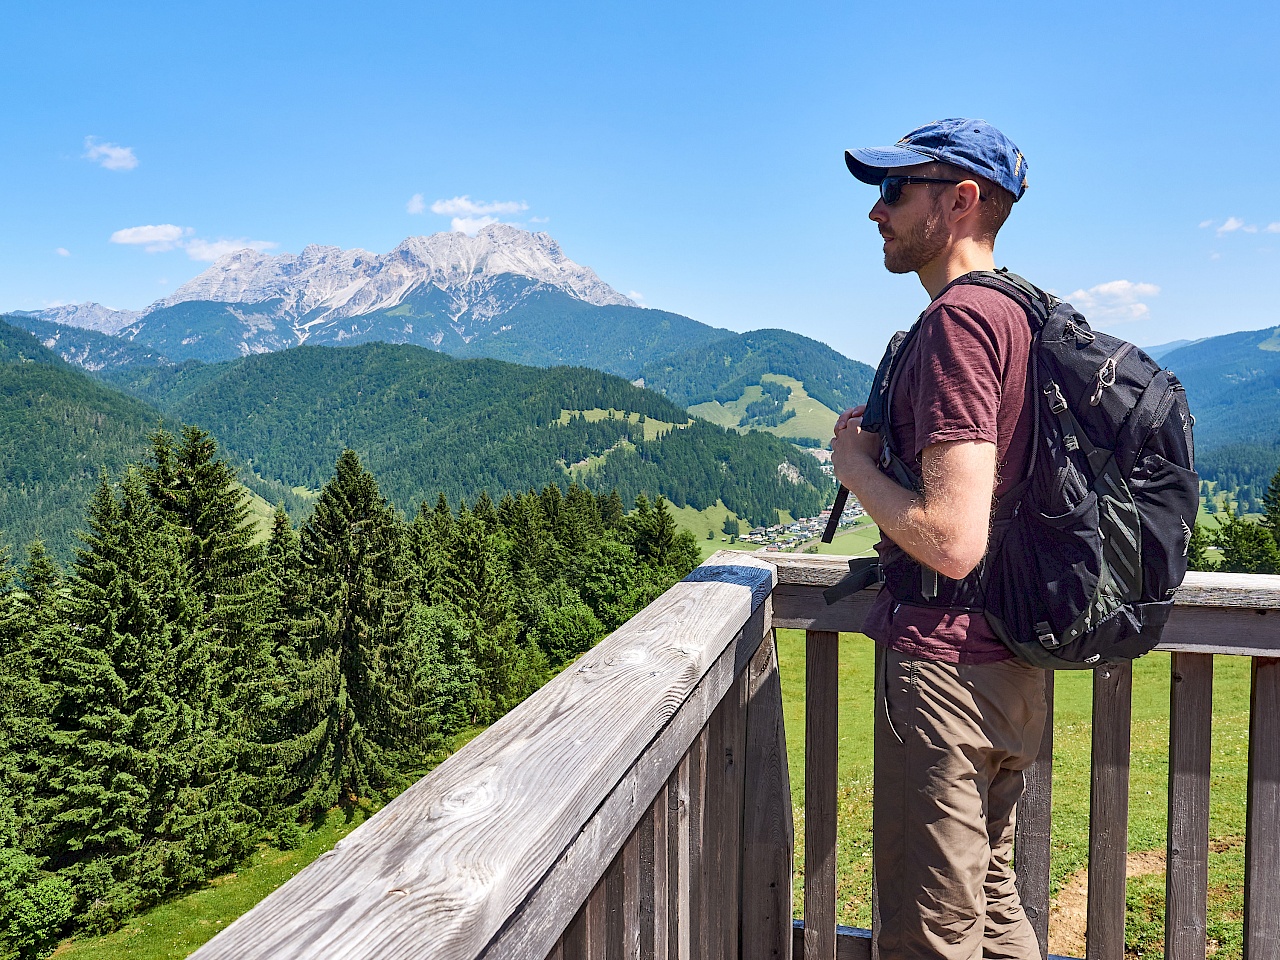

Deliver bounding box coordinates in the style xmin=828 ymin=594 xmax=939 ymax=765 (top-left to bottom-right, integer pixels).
xmin=1089 ymin=343 xmax=1135 ymax=405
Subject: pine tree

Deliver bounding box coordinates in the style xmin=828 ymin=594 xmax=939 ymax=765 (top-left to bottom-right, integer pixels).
xmin=1263 ymin=463 xmax=1280 ymax=543
xmin=291 ymin=451 xmax=423 ymax=813
xmin=143 ymin=427 xmax=274 ymax=737
xmin=1214 ymin=504 xmax=1280 ymax=574
xmin=19 ymin=539 xmax=60 ymax=612
xmin=46 ymin=472 xmax=243 ymax=930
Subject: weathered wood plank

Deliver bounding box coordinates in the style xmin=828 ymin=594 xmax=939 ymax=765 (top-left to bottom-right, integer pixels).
xmin=721 ymin=668 xmax=749 ymax=960
xmin=674 ymin=758 xmax=690 ymax=960
xmin=563 ymin=902 xmax=589 ymax=960
xmin=769 ymin=560 xmax=1280 ymax=654
xmin=548 ymin=940 xmax=564 ymax=960
xmin=1086 ymin=661 xmax=1133 ymax=960
xmin=1165 ymin=652 xmax=1213 ymax=960
xmin=804 ymin=630 xmax=840 ymax=960
xmin=742 ymin=629 xmax=794 ymax=960
xmin=791 ymin=921 xmax=871 ymax=959
xmin=770 ymin=583 xmax=878 ymax=634
xmin=1015 ymin=670 xmax=1054 ymax=960
xmin=588 ymin=874 xmax=608 ymax=959
xmin=485 ymin=602 xmax=771 ymax=959
xmin=1245 ymin=655 xmax=1280 ymax=958
xmin=770 ymin=558 xmax=1280 ymax=608
xmin=191 ymin=553 xmax=776 ymax=960
xmin=606 ymin=853 xmax=625 ymax=959
xmin=789 ymin=920 xmax=1082 ymax=960
xmin=623 ymin=829 xmax=641 ymax=960
xmin=638 ymin=790 xmax=656 ymax=960
xmin=651 ymin=781 xmax=669 ymax=960
xmin=773 ymin=582 xmax=1280 ymax=655
xmin=702 ymin=693 xmax=728 ymax=960
xmin=690 ymin=727 xmax=707 ymax=960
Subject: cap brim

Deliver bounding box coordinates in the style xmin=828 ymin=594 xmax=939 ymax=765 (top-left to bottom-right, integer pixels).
xmin=844 ymin=145 xmax=935 ymax=183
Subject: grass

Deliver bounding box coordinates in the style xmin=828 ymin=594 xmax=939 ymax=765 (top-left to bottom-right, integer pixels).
xmin=773 ymin=630 xmax=1252 ymax=958
xmin=555 ymin=407 xmax=687 ymax=441
xmin=52 ymin=806 xmax=375 ymax=960
xmin=687 ymin=374 xmax=840 ymax=443
xmin=57 ymin=594 xmax=1252 ymax=959
xmin=49 ymin=725 xmax=490 ymax=960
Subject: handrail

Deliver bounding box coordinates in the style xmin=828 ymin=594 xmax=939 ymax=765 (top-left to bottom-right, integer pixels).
xmin=191 ymin=551 xmax=780 ymax=960
xmin=189 ymin=553 xmax=1280 ymax=960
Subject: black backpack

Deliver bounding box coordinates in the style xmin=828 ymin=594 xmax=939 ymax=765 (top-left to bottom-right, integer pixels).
xmin=859 ymin=270 xmax=1199 ymax=669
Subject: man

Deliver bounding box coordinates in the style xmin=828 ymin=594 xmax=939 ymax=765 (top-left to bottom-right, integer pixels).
xmin=830 ymin=118 xmax=1047 ymax=959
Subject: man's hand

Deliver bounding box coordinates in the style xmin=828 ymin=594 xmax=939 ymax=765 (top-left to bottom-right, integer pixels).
xmin=830 ymin=404 xmax=997 ymax=579
xmin=831 ymin=404 xmax=880 ymax=491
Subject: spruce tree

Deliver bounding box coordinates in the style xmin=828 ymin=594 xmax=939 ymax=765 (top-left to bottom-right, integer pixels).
xmin=1263 ymin=463 xmax=1280 ymax=542
xmin=1214 ymin=503 xmax=1280 ymax=574
xmin=143 ymin=427 xmax=274 ymax=737
xmin=291 ymin=451 xmax=423 ymax=812
xmin=46 ymin=472 xmax=244 ymax=929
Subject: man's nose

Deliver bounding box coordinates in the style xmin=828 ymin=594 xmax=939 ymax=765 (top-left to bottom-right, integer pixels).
xmin=869 ymin=199 xmax=888 ymax=223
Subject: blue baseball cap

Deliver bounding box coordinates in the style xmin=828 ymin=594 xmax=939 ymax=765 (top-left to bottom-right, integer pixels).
xmin=845 ymin=118 xmax=1029 ymax=201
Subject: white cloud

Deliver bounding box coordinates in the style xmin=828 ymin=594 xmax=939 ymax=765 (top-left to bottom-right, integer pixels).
xmin=627 ymin=290 xmax=646 ymax=305
xmin=406 ymin=193 xmax=426 ymax=214
xmin=110 ymin=223 xmax=192 ymax=252
xmin=1198 ymin=219 xmax=1215 ymax=228
xmin=183 ymin=238 xmax=278 ymax=262
xmin=430 ymin=195 xmax=528 ymax=217
xmin=110 ymin=223 xmax=275 ymax=260
xmin=450 ymin=215 xmax=500 ymax=235
xmin=55 ymin=247 xmax=70 ymax=257
xmin=83 ymin=136 xmax=138 ymax=171
xmin=1217 ymin=217 xmax=1246 ymax=236
xmin=1067 ymin=279 xmax=1161 ymax=327
xmin=529 ymin=216 xmax=550 ymax=224
xmin=1267 ymin=223 xmax=1280 ymax=233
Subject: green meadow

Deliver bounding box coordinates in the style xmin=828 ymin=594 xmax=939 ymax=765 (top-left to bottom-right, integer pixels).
xmin=776 ymin=630 xmax=1251 ymax=959
xmin=55 ymin=626 xmax=1250 ymax=960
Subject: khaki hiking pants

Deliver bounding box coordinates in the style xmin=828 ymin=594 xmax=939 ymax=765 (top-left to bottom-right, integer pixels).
xmin=873 ymin=648 xmax=1048 ymax=960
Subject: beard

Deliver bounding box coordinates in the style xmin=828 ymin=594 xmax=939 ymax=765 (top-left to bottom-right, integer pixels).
xmin=883 ymin=203 xmax=948 ymax=274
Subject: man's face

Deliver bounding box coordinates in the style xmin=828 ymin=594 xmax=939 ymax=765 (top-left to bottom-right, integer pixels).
xmin=868 ymin=167 xmax=950 ymax=275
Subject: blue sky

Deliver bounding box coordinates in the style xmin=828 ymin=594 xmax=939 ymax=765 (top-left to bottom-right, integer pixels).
xmin=3 ymin=0 xmax=1277 ymax=364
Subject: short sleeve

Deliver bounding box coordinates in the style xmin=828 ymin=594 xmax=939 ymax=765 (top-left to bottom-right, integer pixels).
xmin=908 ymin=303 xmax=1002 ymax=459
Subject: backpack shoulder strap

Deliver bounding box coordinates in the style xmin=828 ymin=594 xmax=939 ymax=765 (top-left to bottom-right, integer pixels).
xmin=949 ymin=269 xmax=1055 ymax=329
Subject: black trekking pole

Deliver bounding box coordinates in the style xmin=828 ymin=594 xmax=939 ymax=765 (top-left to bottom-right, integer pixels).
xmin=821 ymin=485 xmax=849 ymax=544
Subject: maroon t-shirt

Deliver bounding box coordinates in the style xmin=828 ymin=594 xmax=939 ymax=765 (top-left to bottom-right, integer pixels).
xmin=861 ymin=280 xmax=1034 ymax=664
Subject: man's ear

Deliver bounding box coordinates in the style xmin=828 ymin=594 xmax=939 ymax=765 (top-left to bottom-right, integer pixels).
xmin=948 ymin=180 xmax=983 ymax=227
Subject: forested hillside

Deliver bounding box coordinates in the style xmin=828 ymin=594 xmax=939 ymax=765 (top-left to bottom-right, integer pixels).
xmin=1162 ymin=324 xmax=1280 ymax=503
xmin=638 ymin=328 xmax=875 ymax=422
xmin=0 ymin=321 xmax=306 ymax=562
xmin=2 ymin=313 xmax=169 ymax=371
xmin=0 ymin=429 xmax=702 ymax=957
xmin=0 ymin=324 xmax=164 ymax=560
xmin=109 ymin=342 xmax=832 ymax=527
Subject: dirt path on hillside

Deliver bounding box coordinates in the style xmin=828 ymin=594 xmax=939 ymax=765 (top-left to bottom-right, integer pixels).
xmin=1048 ymin=850 xmax=1167 ymax=957
xmin=1048 ymin=838 xmax=1243 ymax=957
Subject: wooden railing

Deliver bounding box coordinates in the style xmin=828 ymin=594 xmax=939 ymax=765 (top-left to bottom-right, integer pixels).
xmin=774 ymin=555 xmax=1280 ymax=960
xmin=190 ymin=552 xmax=1280 ymax=960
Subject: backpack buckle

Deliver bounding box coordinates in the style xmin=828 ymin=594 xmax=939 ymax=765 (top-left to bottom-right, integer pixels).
xmin=1044 ymin=382 xmax=1068 ymax=414
xmin=1035 ymin=621 xmax=1060 ymax=649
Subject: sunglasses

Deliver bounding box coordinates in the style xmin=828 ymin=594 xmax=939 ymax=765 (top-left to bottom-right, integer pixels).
xmin=879 ymin=176 xmax=988 ymax=205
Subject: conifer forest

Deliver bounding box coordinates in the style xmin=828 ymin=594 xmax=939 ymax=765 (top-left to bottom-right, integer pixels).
xmin=0 ymin=427 xmax=702 ymax=958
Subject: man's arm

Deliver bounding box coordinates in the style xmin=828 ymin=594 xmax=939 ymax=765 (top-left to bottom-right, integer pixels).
xmin=831 ymin=405 xmax=996 ymax=580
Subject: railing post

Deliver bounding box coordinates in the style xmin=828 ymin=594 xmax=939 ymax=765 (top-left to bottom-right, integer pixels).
xmin=742 ymin=628 xmax=794 ymax=960
xmin=1086 ymin=660 xmax=1133 ymax=960
xmin=804 ymin=630 xmax=839 ymax=960
xmin=1014 ymin=670 xmax=1055 ymax=960
xmin=1166 ymin=652 xmax=1213 ymax=960
xmin=1245 ymin=655 xmax=1280 ymax=959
